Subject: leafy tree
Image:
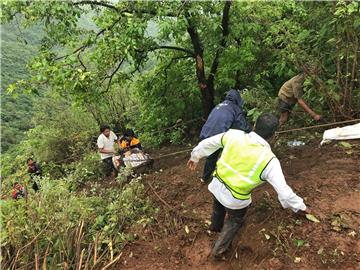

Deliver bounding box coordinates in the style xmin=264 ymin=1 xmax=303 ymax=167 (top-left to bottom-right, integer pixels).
xmin=1 ymin=0 xmax=239 ymax=118
xmin=265 ymin=1 xmax=360 ymax=119
xmin=1 ymin=0 xmax=359 ymax=148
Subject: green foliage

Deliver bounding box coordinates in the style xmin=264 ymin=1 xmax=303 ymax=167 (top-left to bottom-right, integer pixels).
xmin=130 ymin=59 xmax=202 ymax=145
xmin=64 ymin=152 xmax=104 ymax=188
xmin=1 ymin=21 xmax=42 ymax=151
xmin=242 ymin=87 xmax=276 ymax=123
xmin=2 ymin=1 xmax=359 ymax=149
xmin=27 ymin=93 xmax=98 ymax=163
xmin=266 ymin=1 xmax=360 ymax=118
xmin=0 ymin=177 xmax=156 ymax=269
xmin=0 ymin=92 xmax=98 ymax=183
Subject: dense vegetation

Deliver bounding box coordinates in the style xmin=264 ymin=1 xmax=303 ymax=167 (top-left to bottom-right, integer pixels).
xmin=1 ymin=22 xmax=42 ymax=151
xmin=1 ymin=1 xmax=359 ymax=269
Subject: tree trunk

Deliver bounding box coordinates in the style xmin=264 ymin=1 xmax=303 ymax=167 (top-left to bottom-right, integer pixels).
xmin=200 ymin=84 xmax=215 ymax=118
xmin=185 ymin=1 xmax=232 ymax=118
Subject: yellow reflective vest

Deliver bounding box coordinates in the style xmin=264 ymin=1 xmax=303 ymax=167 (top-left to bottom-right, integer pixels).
xmin=214 ymin=129 xmax=275 ymax=200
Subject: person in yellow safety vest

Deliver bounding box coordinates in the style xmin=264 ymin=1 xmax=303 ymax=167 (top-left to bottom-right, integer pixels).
xmin=187 ymin=113 xmax=310 ymax=259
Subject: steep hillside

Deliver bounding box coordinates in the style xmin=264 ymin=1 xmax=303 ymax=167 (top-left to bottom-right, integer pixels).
xmin=115 ymin=139 xmax=360 ymax=270
xmin=1 ymin=21 xmax=41 ymax=151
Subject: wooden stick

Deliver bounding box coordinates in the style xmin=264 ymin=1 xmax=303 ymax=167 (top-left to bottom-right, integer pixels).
xmin=83 ymin=244 xmax=93 ymax=270
xmin=35 ymin=254 xmax=39 ymax=270
xmin=77 ymin=249 xmax=85 ymax=270
xmin=100 ymin=253 xmax=123 ymax=270
xmin=147 ymin=182 xmax=174 ymax=210
xmin=42 ymin=243 xmax=50 ymax=270
xmin=93 ymin=232 xmax=99 ymax=266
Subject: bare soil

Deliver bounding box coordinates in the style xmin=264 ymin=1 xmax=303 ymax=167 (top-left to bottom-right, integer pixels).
xmin=114 ymin=139 xmax=360 ymax=270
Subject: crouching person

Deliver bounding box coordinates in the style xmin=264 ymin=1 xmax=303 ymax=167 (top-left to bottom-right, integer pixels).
xmin=12 ymin=182 xmax=27 ymax=200
xmin=187 ymin=113 xmax=310 ymax=259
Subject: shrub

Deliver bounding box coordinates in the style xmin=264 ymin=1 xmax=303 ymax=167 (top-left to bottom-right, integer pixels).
xmin=0 ymin=176 xmax=156 ymax=269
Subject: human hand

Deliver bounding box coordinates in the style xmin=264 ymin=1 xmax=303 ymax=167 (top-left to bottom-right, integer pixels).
xmin=295 ymin=206 xmax=312 ymax=218
xmin=187 ymin=159 xmax=198 ymax=171
xmin=313 ymin=114 xmax=321 ymax=121
xmin=303 ymin=207 xmax=312 ymax=214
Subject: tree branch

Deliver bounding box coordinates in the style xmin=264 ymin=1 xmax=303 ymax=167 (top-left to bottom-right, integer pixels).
xmin=208 ymin=0 xmax=232 ymax=86
xmin=73 ymin=0 xmax=119 ymax=12
xmin=101 ymin=58 xmax=126 ymax=93
xmin=149 ymin=45 xmax=195 ymax=57
xmin=73 ymin=1 xmax=180 ymax=17
xmin=54 ymin=16 xmax=122 ymax=61
xmin=77 ymin=51 xmax=87 ymax=71
xmin=130 ymin=45 xmax=195 ymax=76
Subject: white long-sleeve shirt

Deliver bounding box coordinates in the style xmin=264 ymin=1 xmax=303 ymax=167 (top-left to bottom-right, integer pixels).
xmin=190 ymin=132 xmax=306 ymax=212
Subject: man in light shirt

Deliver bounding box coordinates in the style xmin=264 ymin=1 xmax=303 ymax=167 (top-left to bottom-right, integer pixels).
xmin=187 ymin=113 xmax=310 ymax=258
xmin=97 ymin=124 xmax=120 ymax=177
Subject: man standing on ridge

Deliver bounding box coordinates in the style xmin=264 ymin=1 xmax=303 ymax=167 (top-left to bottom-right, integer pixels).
xmin=199 ymin=89 xmax=251 ymax=184
xmin=188 ymin=113 xmax=310 ymax=258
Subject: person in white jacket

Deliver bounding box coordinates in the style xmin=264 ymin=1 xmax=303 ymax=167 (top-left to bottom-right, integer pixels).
xmin=187 ymin=113 xmax=310 ymax=258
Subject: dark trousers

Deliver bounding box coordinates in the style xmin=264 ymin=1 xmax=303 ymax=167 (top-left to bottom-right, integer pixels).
xmin=210 ymin=197 xmax=248 ymax=257
xmin=32 ymin=181 xmax=39 ymax=192
xmin=102 ymin=157 xmax=116 ymax=177
xmin=202 ymin=149 xmax=222 ymax=183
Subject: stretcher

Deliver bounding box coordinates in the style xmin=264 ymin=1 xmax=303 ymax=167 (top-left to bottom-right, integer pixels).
xmin=112 ymin=148 xmax=154 ymax=171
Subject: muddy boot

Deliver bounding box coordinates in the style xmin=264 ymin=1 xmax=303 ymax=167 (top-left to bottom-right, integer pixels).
xmin=211 ymin=207 xmax=247 ymax=258
xmin=209 ymin=197 xmax=226 ymax=232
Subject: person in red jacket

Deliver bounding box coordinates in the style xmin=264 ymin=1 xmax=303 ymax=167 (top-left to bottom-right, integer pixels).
xmin=12 ymin=182 xmax=27 ymax=200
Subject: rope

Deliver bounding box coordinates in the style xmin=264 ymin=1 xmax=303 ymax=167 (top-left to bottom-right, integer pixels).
xmin=276 ymin=119 xmax=360 ymax=134
xmin=42 ymin=119 xmax=360 ymax=165
xmin=150 ymin=118 xmax=360 ymax=160
xmin=152 ymin=148 xmax=193 ymax=160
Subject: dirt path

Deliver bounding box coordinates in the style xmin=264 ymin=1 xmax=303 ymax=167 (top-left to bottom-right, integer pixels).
xmin=115 ymin=140 xmax=360 ymax=270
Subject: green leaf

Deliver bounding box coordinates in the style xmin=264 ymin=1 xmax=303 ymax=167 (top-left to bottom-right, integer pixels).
xmin=338 ymin=142 xmax=352 ymax=148
xmin=306 ymin=214 xmax=320 ymax=223
xmin=294 ymin=239 xmax=305 ymax=247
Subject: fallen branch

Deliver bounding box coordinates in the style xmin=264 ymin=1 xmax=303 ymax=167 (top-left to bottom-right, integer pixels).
xmin=147 ymin=182 xmax=174 ymax=210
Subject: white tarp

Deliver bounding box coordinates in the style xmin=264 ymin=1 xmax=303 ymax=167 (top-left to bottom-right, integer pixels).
xmin=321 ymin=123 xmax=360 ymax=145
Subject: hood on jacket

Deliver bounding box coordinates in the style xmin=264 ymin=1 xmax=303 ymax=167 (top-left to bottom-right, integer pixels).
xmin=224 ymin=89 xmax=244 ymax=107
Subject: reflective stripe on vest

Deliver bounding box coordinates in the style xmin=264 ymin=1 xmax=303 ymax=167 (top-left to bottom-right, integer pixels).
xmin=215 ymin=129 xmax=275 ymax=200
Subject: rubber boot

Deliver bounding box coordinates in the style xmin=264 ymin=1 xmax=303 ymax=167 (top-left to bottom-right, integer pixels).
xmin=211 ymin=208 xmax=247 ymax=258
